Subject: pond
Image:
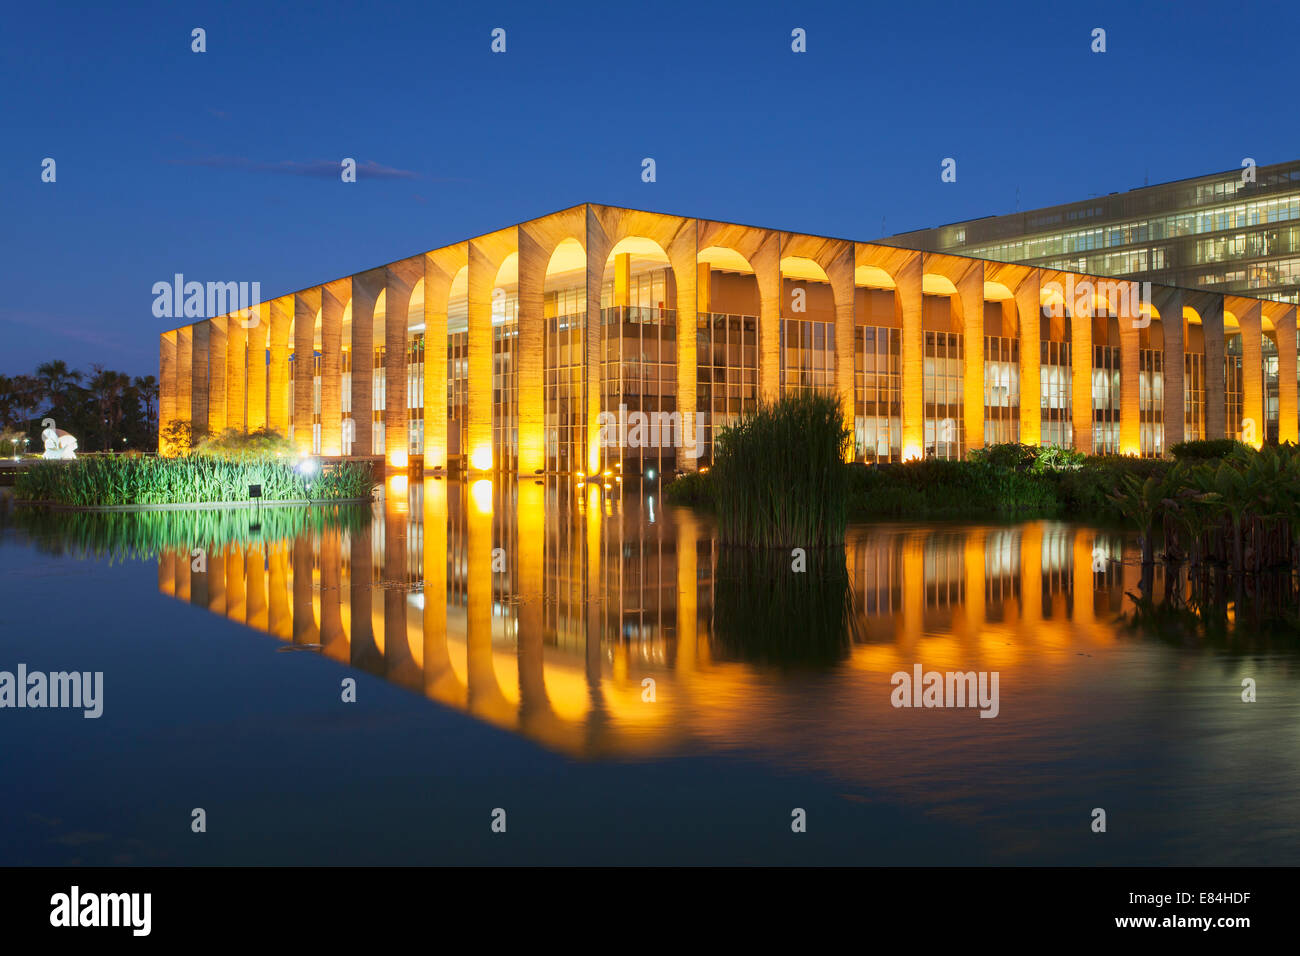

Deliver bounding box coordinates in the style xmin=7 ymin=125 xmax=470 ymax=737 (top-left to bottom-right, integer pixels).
xmin=2 ymin=480 xmax=1298 ymax=865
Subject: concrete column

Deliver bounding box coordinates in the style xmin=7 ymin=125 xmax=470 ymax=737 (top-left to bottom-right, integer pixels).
xmin=467 ymin=242 xmax=497 ymax=472
xmin=320 ymin=279 xmax=348 ymax=456
xmin=226 ymin=316 xmax=246 ymax=433
xmin=1065 ymin=277 xmax=1092 ymax=454
xmin=1271 ymin=304 xmax=1298 ymax=445
xmin=957 ymin=261 xmax=985 ymax=453
xmin=268 ymin=295 xmax=292 ymax=435
xmin=585 ymin=206 xmax=612 ymax=474
xmin=1201 ymin=295 xmax=1226 ymax=440
xmin=294 ymin=289 xmax=320 ymax=455
xmin=697 ymin=261 xmax=711 ymax=314
xmin=350 ymin=270 xmax=383 ymax=457
xmin=1158 ymin=288 xmax=1185 ymax=449
xmin=177 ymin=325 xmax=193 ymax=432
xmin=209 ymin=317 xmax=227 ymax=436
xmin=1231 ymin=297 xmax=1264 ymax=448
xmin=517 ymin=228 xmax=547 ymax=474
xmin=613 ymin=252 xmax=631 ymax=307
xmin=246 ymin=303 xmax=268 ymax=431
xmin=897 ymin=254 xmax=924 ymax=459
xmin=159 ymin=331 xmax=177 ymax=453
xmin=828 ymin=246 xmax=856 ymax=456
xmin=753 ymin=232 xmax=781 ymax=402
xmin=1015 ymin=272 xmax=1041 ymax=446
xmin=424 ymin=248 xmax=463 ymax=472
xmin=1118 ymin=296 xmax=1141 ymax=456
xmin=669 ymin=224 xmax=699 ymax=472
xmin=385 ymin=260 xmax=422 ymax=465
xmin=191 ymin=321 xmax=210 ymax=440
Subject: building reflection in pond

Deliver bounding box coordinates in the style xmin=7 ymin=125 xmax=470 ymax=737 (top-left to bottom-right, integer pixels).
xmin=157 ymin=481 xmax=1149 ymax=763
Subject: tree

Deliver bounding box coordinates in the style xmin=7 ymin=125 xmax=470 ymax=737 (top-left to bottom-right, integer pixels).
xmin=134 ymin=374 xmax=158 ymax=438
xmin=88 ymin=364 xmax=132 ymax=451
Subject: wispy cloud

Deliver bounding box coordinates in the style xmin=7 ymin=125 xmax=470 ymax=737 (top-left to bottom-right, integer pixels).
xmin=168 ymin=155 xmax=423 ymax=180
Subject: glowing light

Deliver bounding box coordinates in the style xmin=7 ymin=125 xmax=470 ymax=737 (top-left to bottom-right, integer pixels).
xmin=471 ymin=478 xmax=493 ymax=515
xmin=903 ymin=444 xmax=923 ymax=462
xmin=389 ymin=449 xmax=408 ymax=469
xmin=469 ymin=446 xmax=493 ymax=472
xmin=388 ymin=474 xmax=408 ymax=496
xmin=646 ymin=468 xmax=656 ymax=480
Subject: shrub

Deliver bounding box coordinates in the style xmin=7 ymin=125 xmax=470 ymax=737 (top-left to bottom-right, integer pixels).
xmin=195 ymin=427 xmax=296 ymax=460
xmin=663 ymin=470 xmax=714 ymax=508
xmin=1171 ymin=439 xmax=1244 ymax=461
xmin=159 ymin=420 xmax=204 ymax=456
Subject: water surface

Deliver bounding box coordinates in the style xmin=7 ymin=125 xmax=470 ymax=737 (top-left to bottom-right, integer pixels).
xmin=2 ymin=481 xmax=1297 ymax=865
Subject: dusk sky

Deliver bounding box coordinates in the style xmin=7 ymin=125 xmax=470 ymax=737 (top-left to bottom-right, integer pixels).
xmin=3 ymin=0 xmax=1297 ymax=377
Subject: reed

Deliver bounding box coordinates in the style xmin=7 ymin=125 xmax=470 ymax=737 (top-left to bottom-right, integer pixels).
xmin=14 ymin=455 xmax=375 ymax=507
xmin=710 ymin=392 xmax=852 ymax=549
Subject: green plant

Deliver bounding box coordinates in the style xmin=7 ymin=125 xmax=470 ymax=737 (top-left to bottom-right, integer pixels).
xmin=663 ymin=470 xmax=714 ymax=508
xmin=196 ymin=427 xmax=296 ymax=460
xmin=710 ymin=392 xmax=852 ymax=549
xmin=1170 ymin=438 xmax=1244 ymax=461
xmin=14 ymin=455 xmax=375 ymax=507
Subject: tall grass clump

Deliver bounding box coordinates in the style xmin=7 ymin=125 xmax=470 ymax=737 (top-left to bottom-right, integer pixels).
xmin=15 ymin=456 xmax=375 ymax=507
xmin=711 ymin=392 xmax=852 ymax=549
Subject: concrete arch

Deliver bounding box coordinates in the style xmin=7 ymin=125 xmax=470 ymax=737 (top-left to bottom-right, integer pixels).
xmin=587 ymin=205 xmax=698 ymax=473
xmin=421 ymin=244 xmax=468 ymax=470
xmin=518 ymin=208 xmax=587 ymax=474
xmin=467 ymin=228 xmax=518 ymax=473
xmin=319 ymin=278 xmax=350 ymax=455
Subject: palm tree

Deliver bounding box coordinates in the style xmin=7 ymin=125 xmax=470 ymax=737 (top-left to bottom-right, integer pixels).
xmin=34 ymin=360 xmax=83 ymax=422
xmin=89 ymin=365 xmax=131 ymax=451
xmin=134 ymin=374 xmax=159 ymax=438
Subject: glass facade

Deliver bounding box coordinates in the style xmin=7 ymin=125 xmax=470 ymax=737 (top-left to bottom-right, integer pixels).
xmin=492 ymin=291 xmax=519 ymax=472
xmin=372 ymin=345 xmax=385 ymax=455
xmin=1040 ymin=339 xmax=1073 ymax=448
xmin=600 ymin=305 xmax=677 ymax=473
xmin=983 ymin=335 xmax=1020 ymax=446
xmin=894 ymin=161 xmax=1300 ymax=305
xmin=855 ymin=325 xmax=901 ymax=463
xmin=924 ymin=331 xmax=963 ymax=459
xmin=1184 ymin=352 xmax=1204 ymax=441
xmin=544 ymin=287 xmax=587 ymax=474
xmin=407 ymin=333 xmax=424 ymax=456
xmin=780 ymin=317 xmax=836 ymax=394
xmin=1091 ymin=345 xmax=1121 ymax=455
xmin=696 ymin=312 xmax=758 ymax=465
xmin=1225 ymin=337 xmax=1244 ymax=440
xmin=1138 ymin=348 xmax=1164 ymax=458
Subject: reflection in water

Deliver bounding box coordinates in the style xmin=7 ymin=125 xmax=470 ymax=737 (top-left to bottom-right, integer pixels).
xmin=149 ymin=479 xmax=1295 ymax=773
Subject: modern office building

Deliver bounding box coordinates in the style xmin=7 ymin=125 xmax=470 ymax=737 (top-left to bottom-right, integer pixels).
xmin=159 ymin=202 xmax=1299 ymax=469
xmin=889 ymin=160 xmax=1300 ymax=304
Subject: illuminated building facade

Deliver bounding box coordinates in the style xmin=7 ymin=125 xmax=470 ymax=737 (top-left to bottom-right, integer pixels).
xmin=159 ymin=203 xmax=1298 ymax=467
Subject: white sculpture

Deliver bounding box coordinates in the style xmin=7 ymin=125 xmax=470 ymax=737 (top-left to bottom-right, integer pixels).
xmin=41 ymin=418 xmax=78 ymax=460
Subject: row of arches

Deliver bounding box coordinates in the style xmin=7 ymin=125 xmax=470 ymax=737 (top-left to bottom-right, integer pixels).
xmin=160 ymin=206 xmax=1300 ymax=465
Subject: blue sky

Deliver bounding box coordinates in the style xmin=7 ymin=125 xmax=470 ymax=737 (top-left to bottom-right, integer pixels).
xmin=2 ymin=0 xmax=1297 ymax=377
